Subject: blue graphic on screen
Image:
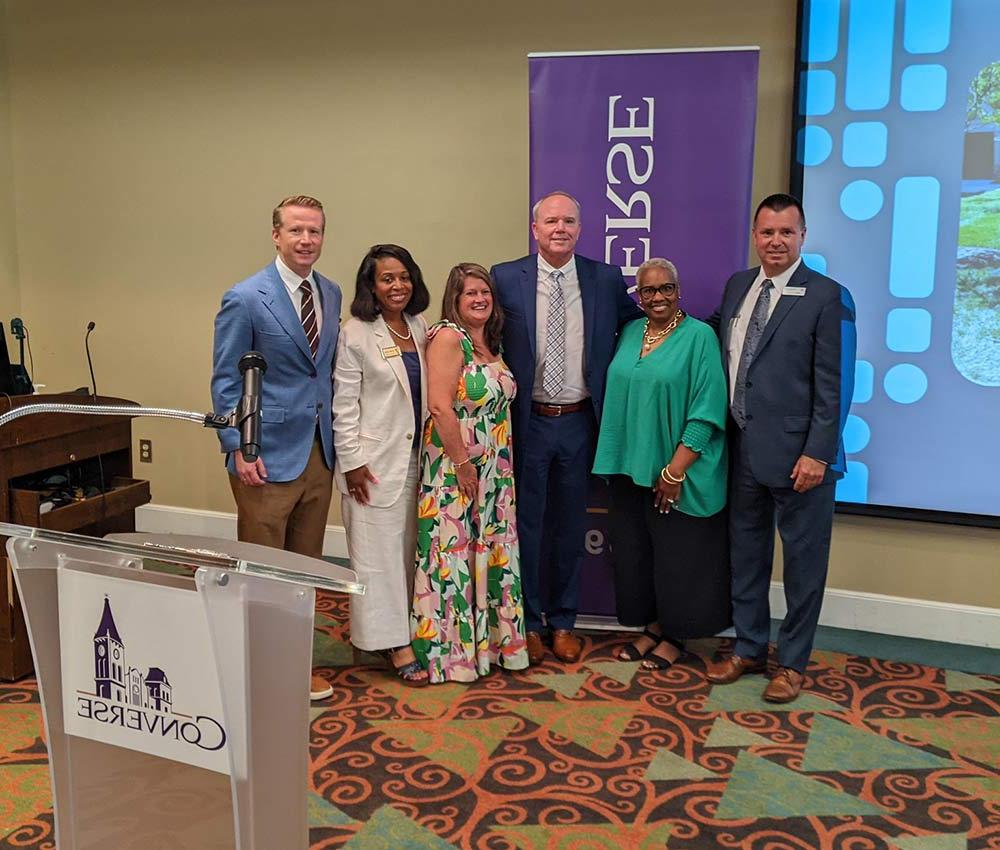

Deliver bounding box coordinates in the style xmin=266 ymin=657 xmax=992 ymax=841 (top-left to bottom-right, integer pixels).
xmin=797 ymin=0 xmax=1000 ymax=517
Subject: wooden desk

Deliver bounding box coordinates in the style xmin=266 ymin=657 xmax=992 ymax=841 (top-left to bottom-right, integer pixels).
xmin=0 ymin=393 xmax=151 ymax=680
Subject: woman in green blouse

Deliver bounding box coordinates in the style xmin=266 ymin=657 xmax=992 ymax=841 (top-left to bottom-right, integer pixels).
xmin=592 ymin=258 xmax=731 ymax=670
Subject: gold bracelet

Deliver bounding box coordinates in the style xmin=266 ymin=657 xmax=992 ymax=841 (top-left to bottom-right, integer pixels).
xmin=454 ymin=457 xmax=471 ymax=468
xmin=661 ymin=465 xmax=686 ymax=484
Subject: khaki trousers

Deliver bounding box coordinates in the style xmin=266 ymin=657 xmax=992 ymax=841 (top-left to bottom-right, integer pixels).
xmin=228 ymin=435 xmax=333 ymax=559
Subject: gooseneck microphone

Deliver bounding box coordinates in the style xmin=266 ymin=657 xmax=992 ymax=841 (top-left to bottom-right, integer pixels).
xmin=85 ymin=321 xmax=97 ymax=399
xmin=237 ymin=351 xmax=267 ymax=462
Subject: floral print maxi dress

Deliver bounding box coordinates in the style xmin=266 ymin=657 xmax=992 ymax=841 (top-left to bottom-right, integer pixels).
xmin=410 ymin=321 xmax=529 ymax=683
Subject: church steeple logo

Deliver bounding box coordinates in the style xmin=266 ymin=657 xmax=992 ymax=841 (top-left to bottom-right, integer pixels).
xmin=64 ymin=580 xmax=228 ymax=771
xmin=92 ymin=595 xmax=173 ymax=712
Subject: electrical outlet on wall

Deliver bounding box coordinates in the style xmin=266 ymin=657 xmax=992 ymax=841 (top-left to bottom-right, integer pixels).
xmin=139 ymin=439 xmax=153 ymax=463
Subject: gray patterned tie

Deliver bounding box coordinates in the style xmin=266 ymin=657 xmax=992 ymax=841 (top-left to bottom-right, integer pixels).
xmin=541 ymin=269 xmax=566 ymax=397
xmin=731 ymin=279 xmax=773 ymax=429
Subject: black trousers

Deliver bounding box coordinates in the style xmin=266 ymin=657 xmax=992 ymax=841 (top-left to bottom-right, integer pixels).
xmin=607 ymin=476 xmax=732 ymax=639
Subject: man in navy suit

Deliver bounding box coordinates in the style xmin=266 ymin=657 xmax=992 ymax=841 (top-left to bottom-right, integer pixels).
xmin=707 ymin=193 xmax=856 ymax=703
xmin=211 ymin=194 xmax=342 ymax=700
xmin=491 ymin=191 xmax=641 ymax=665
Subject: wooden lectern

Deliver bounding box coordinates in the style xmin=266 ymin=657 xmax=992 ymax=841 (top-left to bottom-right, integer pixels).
xmin=0 ymin=393 xmax=151 ymax=680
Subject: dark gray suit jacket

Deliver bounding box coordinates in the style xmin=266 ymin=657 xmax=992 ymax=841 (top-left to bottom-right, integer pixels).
xmin=716 ymin=261 xmax=856 ymax=488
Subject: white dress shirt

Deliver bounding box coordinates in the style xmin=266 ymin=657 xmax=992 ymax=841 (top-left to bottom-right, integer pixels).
xmin=727 ymin=258 xmax=802 ymax=402
xmin=533 ymin=254 xmax=589 ymax=403
xmin=275 ymin=255 xmax=323 ymax=333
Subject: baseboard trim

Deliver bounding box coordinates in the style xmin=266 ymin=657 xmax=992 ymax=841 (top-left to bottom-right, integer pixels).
xmin=769 ymin=583 xmax=998 ymax=649
xmin=137 ymin=504 xmax=998 ymax=648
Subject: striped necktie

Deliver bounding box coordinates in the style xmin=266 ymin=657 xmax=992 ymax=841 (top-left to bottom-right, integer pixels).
xmin=300 ymin=280 xmax=319 ymax=358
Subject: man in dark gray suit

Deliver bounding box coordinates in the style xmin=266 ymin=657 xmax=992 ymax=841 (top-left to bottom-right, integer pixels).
xmin=707 ymin=194 xmax=856 ymax=703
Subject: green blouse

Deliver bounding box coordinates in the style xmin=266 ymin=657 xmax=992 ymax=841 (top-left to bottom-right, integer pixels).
xmin=592 ymin=316 xmax=729 ymax=517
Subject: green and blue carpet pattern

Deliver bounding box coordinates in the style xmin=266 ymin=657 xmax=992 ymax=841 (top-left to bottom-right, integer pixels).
xmin=1 ymin=591 xmax=997 ymax=849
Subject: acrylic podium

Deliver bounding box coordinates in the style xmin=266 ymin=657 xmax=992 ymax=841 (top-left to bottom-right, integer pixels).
xmin=4 ymin=522 xmax=364 ymax=850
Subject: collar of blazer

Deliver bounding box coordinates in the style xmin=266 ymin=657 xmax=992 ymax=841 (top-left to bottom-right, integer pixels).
xmin=747 ymin=260 xmax=812 ymax=366
xmin=371 ymin=313 xmax=426 ymax=406
xmin=258 ymin=264 xmax=336 ymax=364
xmin=519 ymin=253 xmax=597 ymax=366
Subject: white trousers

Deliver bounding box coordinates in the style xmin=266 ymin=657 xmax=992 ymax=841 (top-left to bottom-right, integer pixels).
xmin=341 ymin=448 xmax=419 ymax=651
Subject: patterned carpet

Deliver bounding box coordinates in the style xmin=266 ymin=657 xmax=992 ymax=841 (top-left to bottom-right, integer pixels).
xmin=1 ymin=591 xmax=998 ymax=849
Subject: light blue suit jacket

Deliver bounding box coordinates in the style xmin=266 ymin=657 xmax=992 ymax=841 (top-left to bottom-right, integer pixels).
xmin=211 ymin=261 xmax=342 ymax=482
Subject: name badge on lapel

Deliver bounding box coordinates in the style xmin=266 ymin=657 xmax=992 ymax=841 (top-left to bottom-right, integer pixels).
xmin=380 ymin=345 xmax=402 ymax=359
xmin=784 ymin=286 xmax=807 ymax=297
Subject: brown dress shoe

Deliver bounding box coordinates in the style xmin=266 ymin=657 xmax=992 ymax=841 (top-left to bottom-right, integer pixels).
xmin=526 ymin=630 xmax=546 ymax=665
xmin=706 ymin=654 xmax=767 ymax=684
xmin=551 ymin=629 xmax=582 ymax=663
xmin=762 ymin=667 xmax=804 ymax=703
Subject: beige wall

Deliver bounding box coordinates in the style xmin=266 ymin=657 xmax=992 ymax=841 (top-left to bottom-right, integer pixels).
xmin=0 ymin=11 xmax=18 ymax=316
xmin=2 ymin=0 xmax=997 ymax=606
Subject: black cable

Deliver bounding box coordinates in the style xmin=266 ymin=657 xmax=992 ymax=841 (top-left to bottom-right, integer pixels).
xmin=85 ymin=322 xmax=97 ymax=398
xmin=95 ymin=450 xmax=108 ymax=498
xmin=23 ymin=326 xmax=33 ymax=382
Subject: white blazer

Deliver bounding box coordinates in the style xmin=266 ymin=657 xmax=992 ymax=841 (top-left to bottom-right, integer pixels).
xmin=332 ymin=313 xmax=429 ymax=507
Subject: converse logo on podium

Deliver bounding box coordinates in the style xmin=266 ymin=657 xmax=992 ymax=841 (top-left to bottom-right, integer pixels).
xmin=58 ymin=570 xmax=230 ymax=774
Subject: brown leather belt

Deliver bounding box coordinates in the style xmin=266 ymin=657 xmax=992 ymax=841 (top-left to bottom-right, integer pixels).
xmin=531 ymin=400 xmax=589 ymax=417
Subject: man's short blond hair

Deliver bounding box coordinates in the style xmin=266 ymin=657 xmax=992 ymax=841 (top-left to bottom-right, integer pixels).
xmin=272 ymin=195 xmax=325 ymax=230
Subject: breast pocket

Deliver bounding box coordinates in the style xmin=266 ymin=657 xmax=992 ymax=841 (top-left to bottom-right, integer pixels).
xmin=257 ymin=328 xmax=297 ymax=345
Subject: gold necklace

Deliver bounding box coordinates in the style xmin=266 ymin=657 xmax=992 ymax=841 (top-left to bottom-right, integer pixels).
xmin=385 ymin=319 xmax=412 ymax=341
xmin=642 ymin=310 xmax=684 ymax=350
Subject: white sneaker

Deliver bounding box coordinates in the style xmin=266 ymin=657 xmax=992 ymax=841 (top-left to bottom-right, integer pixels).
xmin=310 ymin=674 xmax=333 ymax=701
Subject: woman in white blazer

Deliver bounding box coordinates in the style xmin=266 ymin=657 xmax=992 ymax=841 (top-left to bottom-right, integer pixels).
xmin=333 ymin=244 xmax=431 ymax=685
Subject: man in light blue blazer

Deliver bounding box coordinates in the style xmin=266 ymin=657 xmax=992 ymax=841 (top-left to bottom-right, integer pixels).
xmin=491 ymin=191 xmax=641 ymax=666
xmin=707 ymin=193 xmax=856 ymax=703
xmin=211 ymin=195 xmax=342 ymax=699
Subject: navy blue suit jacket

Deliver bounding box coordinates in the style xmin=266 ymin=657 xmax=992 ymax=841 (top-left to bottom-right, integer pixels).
xmin=211 ymin=262 xmax=342 ymax=482
xmin=490 ymin=253 xmax=641 ymax=474
xmin=717 ymin=261 xmax=856 ymax=488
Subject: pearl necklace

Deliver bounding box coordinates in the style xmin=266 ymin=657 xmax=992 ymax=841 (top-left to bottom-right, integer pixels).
xmin=386 ymin=320 xmax=412 ymax=341
xmin=642 ymin=310 xmax=684 ymax=351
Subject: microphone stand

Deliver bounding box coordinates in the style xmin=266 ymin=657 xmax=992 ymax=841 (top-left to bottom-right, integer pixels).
xmin=0 ymin=351 xmax=260 ymax=450
xmin=0 ymin=350 xmax=365 ymax=598
xmin=0 ymin=400 xmax=233 ymax=432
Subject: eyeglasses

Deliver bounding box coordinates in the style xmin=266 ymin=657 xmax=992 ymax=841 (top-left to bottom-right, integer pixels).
xmin=637 ymin=283 xmax=678 ymax=299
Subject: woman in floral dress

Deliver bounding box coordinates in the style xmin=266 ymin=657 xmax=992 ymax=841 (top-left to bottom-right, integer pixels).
xmin=410 ymin=263 xmax=529 ymax=683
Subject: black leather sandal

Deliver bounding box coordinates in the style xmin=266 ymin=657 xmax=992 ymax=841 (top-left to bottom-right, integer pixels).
xmin=617 ymin=628 xmax=661 ymax=662
xmin=640 ymin=637 xmax=685 ymax=670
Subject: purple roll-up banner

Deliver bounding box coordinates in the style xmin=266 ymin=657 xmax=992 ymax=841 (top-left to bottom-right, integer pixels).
xmin=528 ymin=47 xmax=759 ymax=620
